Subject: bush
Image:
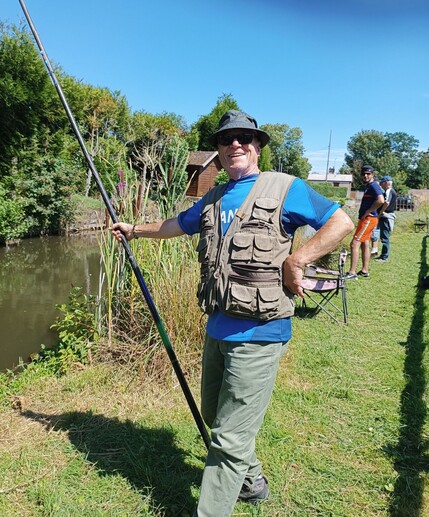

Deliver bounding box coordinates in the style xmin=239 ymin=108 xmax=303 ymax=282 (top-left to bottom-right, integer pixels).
xmin=16 ymin=155 xmax=77 ymax=236
xmin=306 ymin=181 xmax=348 ymax=202
xmin=214 ymin=169 xmax=229 ymax=185
xmin=0 ymin=185 xmax=30 ymax=242
xmin=32 ymin=287 xmax=99 ymax=375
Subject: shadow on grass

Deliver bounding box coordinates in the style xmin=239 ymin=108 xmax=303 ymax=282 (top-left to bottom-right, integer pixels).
xmin=385 ymin=235 xmax=429 ymax=517
xmin=21 ymin=409 xmax=202 ymax=516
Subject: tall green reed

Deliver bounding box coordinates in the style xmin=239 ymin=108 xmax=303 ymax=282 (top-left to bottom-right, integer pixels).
xmin=97 ymin=147 xmax=204 ymax=374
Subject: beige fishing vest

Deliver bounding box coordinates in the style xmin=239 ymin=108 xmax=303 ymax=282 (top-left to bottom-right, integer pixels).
xmin=196 ymin=172 xmax=295 ymax=321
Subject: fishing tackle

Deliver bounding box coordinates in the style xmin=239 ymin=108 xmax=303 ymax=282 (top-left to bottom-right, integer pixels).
xmin=19 ymin=0 xmax=210 ymax=450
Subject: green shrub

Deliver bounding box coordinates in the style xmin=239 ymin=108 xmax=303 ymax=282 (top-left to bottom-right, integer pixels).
xmin=214 ymin=169 xmax=229 ymax=185
xmin=306 ymin=180 xmax=348 ymax=202
xmin=32 ymin=287 xmax=99 ymax=375
xmin=0 ymin=185 xmax=30 ymax=242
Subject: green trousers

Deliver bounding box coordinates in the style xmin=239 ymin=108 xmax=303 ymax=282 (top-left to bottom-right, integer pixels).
xmin=195 ymin=335 xmax=288 ymax=517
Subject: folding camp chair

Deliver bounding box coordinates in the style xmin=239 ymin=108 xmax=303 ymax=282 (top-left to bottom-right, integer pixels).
xmin=299 ymin=248 xmax=348 ymax=324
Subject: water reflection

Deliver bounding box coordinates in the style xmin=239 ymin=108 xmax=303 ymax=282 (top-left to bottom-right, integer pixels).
xmin=0 ymin=234 xmax=101 ymax=371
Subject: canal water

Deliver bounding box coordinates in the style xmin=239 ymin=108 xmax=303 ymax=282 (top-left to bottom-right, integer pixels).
xmin=0 ymin=234 xmax=101 ymax=372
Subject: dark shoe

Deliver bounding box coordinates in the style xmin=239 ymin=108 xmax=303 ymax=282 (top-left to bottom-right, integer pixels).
xmin=357 ymin=271 xmax=370 ymax=277
xmin=345 ymin=272 xmax=358 ymax=280
xmin=238 ymin=474 xmax=270 ymax=505
xmin=375 ymin=257 xmax=387 ymax=263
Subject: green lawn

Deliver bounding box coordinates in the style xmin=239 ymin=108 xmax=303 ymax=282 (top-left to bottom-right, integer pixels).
xmin=0 ymin=223 xmax=428 ymax=516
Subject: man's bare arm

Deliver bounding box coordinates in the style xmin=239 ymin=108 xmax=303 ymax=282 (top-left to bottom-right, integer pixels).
xmin=283 ymin=208 xmax=354 ymax=298
xmin=111 ymin=217 xmax=184 ymax=242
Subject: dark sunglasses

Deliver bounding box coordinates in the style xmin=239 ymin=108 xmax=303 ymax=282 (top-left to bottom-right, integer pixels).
xmin=361 ymin=172 xmax=373 ymax=176
xmin=217 ymin=132 xmax=254 ymax=146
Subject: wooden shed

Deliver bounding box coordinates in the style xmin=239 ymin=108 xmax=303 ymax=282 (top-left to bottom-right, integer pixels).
xmin=186 ymin=151 xmax=222 ymax=197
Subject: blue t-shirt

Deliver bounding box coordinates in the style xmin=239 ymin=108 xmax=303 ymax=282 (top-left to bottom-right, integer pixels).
xmin=359 ymin=181 xmax=384 ymax=219
xmin=178 ymin=174 xmax=339 ymax=342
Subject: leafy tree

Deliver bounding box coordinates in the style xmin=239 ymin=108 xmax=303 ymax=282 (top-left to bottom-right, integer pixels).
xmin=0 ymin=24 xmax=65 ymax=175
xmin=260 ymin=123 xmax=311 ymax=178
xmin=414 ymin=151 xmax=429 ymax=189
xmin=14 ymin=152 xmax=78 ymax=236
xmin=58 ymin=79 xmax=132 ymax=196
xmin=259 ymin=145 xmax=273 ymax=172
xmin=345 ymin=129 xmax=422 ymax=189
xmin=0 ymin=182 xmax=30 ymax=243
xmin=345 ymin=130 xmax=389 ymax=170
xmin=385 ymin=131 xmax=419 ymax=180
xmin=192 ymin=94 xmax=240 ymax=151
xmin=126 ymin=111 xmax=186 ymax=210
xmin=346 ymin=130 xmax=392 ymax=188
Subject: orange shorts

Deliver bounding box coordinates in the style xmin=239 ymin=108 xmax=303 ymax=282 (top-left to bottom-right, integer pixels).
xmin=353 ymin=216 xmax=378 ymax=242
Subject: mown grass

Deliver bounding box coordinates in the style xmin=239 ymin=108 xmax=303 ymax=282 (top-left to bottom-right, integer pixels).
xmin=0 ymin=212 xmax=428 ymax=516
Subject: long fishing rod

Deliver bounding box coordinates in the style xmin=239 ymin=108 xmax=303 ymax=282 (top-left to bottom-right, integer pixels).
xmin=19 ymin=0 xmax=210 ymax=450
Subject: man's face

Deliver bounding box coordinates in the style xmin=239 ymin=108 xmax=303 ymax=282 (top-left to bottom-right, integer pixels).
xmin=361 ymin=171 xmax=374 ymax=184
xmin=217 ymin=130 xmax=261 ymax=180
xmin=379 ymin=180 xmax=387 ymax=190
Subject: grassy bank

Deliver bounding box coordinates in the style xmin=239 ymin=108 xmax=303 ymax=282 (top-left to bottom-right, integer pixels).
xmin=1 ymin=215 xmax=428 ymax=516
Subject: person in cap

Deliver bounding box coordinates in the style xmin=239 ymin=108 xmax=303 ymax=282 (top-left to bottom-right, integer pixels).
xmin=374 ymin=175 xmax=397 ymax=262
xmin=111 ymin=109 xmax=354 ymax=516
xmin=345 ymin=165 xmax=385 ymax=279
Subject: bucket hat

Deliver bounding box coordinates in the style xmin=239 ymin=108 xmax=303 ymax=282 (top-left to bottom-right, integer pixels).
xmin=209 ymin=110 xmax=270 ymax=148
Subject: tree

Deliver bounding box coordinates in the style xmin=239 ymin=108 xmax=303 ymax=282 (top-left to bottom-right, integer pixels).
xmin=345 ymin=130 xmax=393 ymax=188
xmin=345 ymin=129 xmax=422 ymax=189
xmin=260 ymin=123 xmax=311 ymax=178
xmin=0 ymin=24 xmax=65 ymax=175
xmin=414 ymin=151 xmax=429 ymax=189
xmin=11 ymin=150 xmax=78 ymax=236
xmin=385 ymin=131 xmax=419 ymax=179
xmin=60 ymin=80 xmax=132 ymax=196
xmin=192 ymin=94 xmax=240 ymax=151
xmin=125 ymin=111 xmax=186 ymax=214
xmin=258 ymin=145 xmax=272 ymax=172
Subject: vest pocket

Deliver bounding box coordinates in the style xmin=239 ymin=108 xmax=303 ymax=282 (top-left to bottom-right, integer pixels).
xmin=197 ymin=263 xmax=216 ymax=314
xmin=252 ymin=197 xmax=279 ymax=222
xmin=258 ymin=287 xmax=281 ymax=315
xmin=231 ymin=233 xmax=275 ymax=263
xmin=253 ymin=234 xmax=275 ymax=263
xmin=231 ymin=233 xmax=254 ymax=261
xmin=225 ymin=264 xmax=282 ymax=320
xmin=229 ymin=284 xmax=255 ymax=315
xmin=196 ymin=235 xmax=212 ymax=263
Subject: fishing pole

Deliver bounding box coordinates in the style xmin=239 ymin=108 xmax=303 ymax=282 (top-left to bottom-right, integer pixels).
xmin=19 ymin=0 xmax=210 ymax=450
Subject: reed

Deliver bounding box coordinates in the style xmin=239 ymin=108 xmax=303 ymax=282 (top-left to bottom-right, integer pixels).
xmin=96 ymin=155 xmax=203 ymax=374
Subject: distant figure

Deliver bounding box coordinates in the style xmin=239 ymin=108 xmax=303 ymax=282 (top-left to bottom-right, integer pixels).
xmin=370 ymin=182 xmax=382 ymax=256
xmin=375 ymin=176 xmax=397 ymax=263
xmin=346 ymin=165 xmax=384 ymax=279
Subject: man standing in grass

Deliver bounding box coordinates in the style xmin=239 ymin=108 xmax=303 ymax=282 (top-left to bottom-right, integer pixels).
xmin=375 ymin=175 xmax=397 ymax=263
xmin=346 ymin=165 xmax=384 ymax=279
xmin=112 ymin=110 xmax=354 ymax=517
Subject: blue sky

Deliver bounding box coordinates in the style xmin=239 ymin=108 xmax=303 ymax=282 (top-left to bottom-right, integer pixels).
xmin=3 ymin=0 xmax=429 ymax=174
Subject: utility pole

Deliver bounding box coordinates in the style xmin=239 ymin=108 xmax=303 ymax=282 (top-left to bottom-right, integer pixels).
xmin=325 ymin=130 xmax=332 ymax=181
